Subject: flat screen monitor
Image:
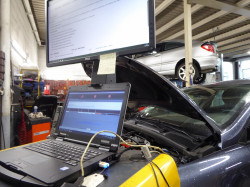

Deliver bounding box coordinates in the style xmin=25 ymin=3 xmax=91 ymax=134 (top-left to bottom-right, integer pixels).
xmin=46 ymin=0 xmax=155 ymax=67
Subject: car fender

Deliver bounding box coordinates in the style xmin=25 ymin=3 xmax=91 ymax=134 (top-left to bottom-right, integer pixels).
xmin=178 ymin=144 xmax=250 ymax=187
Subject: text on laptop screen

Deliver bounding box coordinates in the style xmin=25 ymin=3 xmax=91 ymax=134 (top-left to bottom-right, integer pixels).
xmin=46 ymin=0 xmax=155 ymax=66
xmin=59 ymin=91 xmax=125 ymax=138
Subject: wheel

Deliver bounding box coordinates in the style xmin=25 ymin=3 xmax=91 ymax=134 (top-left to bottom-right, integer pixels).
xmin=193 ymin=73 xmax=206 ymax=84
xmin=176 ymin=62 xmax=199 ymax=82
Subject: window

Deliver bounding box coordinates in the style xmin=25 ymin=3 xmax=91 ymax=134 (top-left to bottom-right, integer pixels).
xmin=163 ymin=42 xmax=184 ymax=51
xmin=184 ymin=85 xmax=250 ymax=129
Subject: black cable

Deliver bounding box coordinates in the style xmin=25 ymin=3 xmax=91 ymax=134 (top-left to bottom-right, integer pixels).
xmin=149 ymin=162 xmax=159 ymax=187
xmin=115 ymin=147 xmax=133 ymax=160
xmin=151 ymin=161 xmax=170 ymax=187
xmin=99 ymin=168 xmax=108 ymax=179
xmin=121 ymin=135 xmax=140 ymax=145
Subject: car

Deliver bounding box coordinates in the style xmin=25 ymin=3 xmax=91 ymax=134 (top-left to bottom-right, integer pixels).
xmin=83 ymin=57 xmax=250 ymax=186
xmin=134 ymin=40 xmax=221 ymax=84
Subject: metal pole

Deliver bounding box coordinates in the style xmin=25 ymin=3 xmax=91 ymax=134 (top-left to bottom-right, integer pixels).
xmin=0 ymin=0 xmax=11 ymax=148
xmin=184 ymin=0 xmax=193 ymax=87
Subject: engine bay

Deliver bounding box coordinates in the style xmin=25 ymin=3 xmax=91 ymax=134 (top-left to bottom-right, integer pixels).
xmin=122 ymin=119 xmax=219 ymax=166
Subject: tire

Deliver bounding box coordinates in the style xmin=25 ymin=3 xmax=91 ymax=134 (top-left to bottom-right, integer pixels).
xmin=193 ymin=73 xmax=206 ymax=84
xmin=176 ymin=62 xmax=199 ymax=82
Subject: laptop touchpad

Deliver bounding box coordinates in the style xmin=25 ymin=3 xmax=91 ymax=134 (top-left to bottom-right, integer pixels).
xmin=21 ymin=155 xmax=49 ymax=165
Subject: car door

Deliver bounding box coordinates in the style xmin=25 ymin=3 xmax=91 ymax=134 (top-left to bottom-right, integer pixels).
xmin=136 ymin=43 xmax=163 ymax=72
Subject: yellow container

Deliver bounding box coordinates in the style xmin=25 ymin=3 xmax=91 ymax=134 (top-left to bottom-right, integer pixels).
xmin=120 ymin=154 xmax=180 ymax=187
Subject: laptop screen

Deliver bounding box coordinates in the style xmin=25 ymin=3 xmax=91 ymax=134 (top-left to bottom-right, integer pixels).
xmin=59 ymin=90 xmax=125 ymax=139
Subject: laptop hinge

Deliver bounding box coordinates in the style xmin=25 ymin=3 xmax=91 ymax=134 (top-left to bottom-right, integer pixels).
xmin=99 ymin=146 xmax=110 ymax=152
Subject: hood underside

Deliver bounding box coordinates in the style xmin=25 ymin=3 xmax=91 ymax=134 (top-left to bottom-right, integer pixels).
xmin=83 ymin=56 xmax=221 ymax=135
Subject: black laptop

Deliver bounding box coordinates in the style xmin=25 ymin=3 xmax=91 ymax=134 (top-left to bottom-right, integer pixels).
xmin=0 ymin=83 xmax=130 ymax=186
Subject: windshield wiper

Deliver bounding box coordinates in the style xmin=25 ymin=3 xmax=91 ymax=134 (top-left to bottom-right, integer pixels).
xmin=135 ymin=119 xmax=164 ymax=133
xmin=138 ymin=116 xmax=201 ymax=142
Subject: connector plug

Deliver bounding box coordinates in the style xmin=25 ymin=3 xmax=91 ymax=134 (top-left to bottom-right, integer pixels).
xmin=99 ymin=161 xmax=110 ymax=169
xmin=141 ymin=145 xmax=152 ymax=159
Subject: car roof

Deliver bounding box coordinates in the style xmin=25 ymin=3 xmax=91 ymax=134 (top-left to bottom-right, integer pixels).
xmin=202 ymin=79 xmax=250 ymax=87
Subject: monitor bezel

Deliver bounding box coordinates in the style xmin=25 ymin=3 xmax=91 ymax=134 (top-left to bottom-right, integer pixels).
xmin=45 ymin=0 xmax=155 ymax=67
xmin=55 ymin=83 xmax=131 ymax=150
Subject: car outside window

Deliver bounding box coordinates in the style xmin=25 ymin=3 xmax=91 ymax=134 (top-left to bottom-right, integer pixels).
xmin=133 ymin=44 xmax=162 ymax=58
xmin=163 ymin=42 xmax=184 ymax=51
xmin=183 ymin=85 xmax=250 ymax=129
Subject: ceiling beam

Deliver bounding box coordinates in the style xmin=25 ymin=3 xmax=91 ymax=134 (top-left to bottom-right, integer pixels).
xmin=155 ymin=0 xmax=175 ymax=16
xmin=191 ymin=0 xmax=250 ymax=18
xmin=22 ymin=0 xmax=42 ymax=46
xmin=224 ymin=51 xmax=250 ymax=58
xmin=219 ymin=39 xmax=250 ymax=51
xmin=223 ymin=49 xmax=250 ymax=58
xmin=164 ymin=10 xmax=228 ymax=40
xmin=162 ymin=0 xmax=250 ymax=41
xmin=156 ymin=4 xmax=203 ymax=36
xmin=222 ymin=45 xmax=250 ymax=54
xmin=193 ymin=16 xmax=248 ymax=40
xmin=217 ymin=33 xmax=250 ymax=47
xmin=237 ymin=0 xmax=250 ymax=7
xmin=206 ymin=24 xmax=250 ymax=41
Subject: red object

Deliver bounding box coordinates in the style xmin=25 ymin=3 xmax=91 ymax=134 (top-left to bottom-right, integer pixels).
xmin=121 ymin=143 xmax=130 ymax=148
xmin=32 ymin=122 xmax=51 ymax=142
xmin=44 ymin=84 xmax=50 ymax=95
xmin=27 ymin=118 xmax=51 ymax=143
xmin=18 ymin=97 xmax=27 ymax=145
xmin=201 ymin=44 xmax=215 ymax=53
xmin=139 ymin=106 xmax=146 ymax=111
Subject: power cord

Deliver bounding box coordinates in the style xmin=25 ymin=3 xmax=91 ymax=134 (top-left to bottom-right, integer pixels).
xmin=121 ymin=135 xmax=140 ymax=145
xmin=144 ymin=150 xmax=170 ymax=187
xmin=149 ymin=162 xmax=159 ymax=187
xmin=80 ymin=130 xmax=164 ymax=177
xmin=151 ymin=161 xmax=170 ymax=187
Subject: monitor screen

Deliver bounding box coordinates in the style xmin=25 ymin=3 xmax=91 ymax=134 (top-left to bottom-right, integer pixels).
xmin=59 ymin=91 xmax=125 ymax=139
xmin=46 ymin=0 xmax=155 ymax=67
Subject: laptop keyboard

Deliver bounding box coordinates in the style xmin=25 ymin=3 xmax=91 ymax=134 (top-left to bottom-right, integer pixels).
xmin=24 ymin=140 xmax=102 ymax=166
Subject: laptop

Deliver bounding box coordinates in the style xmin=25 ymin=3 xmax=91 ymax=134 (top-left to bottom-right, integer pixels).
xmin=0 ymin=83 xmax=130 ymax=186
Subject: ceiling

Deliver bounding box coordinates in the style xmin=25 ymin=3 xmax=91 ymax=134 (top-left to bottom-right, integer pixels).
xmin=26 ymin=0 xmax=250 ymax=61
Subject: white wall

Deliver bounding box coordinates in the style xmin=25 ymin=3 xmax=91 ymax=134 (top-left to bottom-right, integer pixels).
xmin=239 ymin=59 xmax=250 ymax=79
xmin=9 ymin=0 xmax=89 ymax=80
xmin=38 ymin=46 xmax=90 ymax=80
xmin=10 ymin=0 xmax=38 ymax=70
xmin=222 ymin=61 xmax=234 ymax=81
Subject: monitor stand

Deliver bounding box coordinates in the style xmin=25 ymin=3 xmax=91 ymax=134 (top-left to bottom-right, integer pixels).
xmin=82 ymin=60 xmax=116 ymax=87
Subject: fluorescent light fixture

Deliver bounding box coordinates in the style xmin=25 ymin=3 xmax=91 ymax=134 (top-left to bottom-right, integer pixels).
xmin=11 ymin=40 xmax=37 ymax=67
xmin=11 ymin=40 xmax=27 ymax=59
xmin=247 ymin=51 xmax=250 ymax=54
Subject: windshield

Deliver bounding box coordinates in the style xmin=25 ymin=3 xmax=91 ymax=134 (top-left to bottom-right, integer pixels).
xmin=183 ymin=84 xmax=250 ymax=129
xmin=139 ymin=106 xmax=211 ymax=137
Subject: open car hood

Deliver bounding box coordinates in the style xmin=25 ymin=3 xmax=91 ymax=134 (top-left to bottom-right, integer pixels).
xmin=83 ymin=56 xmax=221 ymax=136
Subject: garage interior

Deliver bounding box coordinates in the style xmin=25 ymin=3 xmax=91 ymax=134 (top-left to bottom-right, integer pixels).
xmin=28 ymin=0 xmax=250 ymax=76
xmin=0 ymin=0 xmax=250 ymax=186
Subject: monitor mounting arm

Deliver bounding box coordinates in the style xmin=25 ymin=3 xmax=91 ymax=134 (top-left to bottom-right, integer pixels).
xmin=81 ymin=60 xmax=116 ymax=87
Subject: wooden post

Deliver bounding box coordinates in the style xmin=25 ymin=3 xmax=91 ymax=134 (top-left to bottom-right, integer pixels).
xmin=184 ymin=0 xmax=193 ymax=87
